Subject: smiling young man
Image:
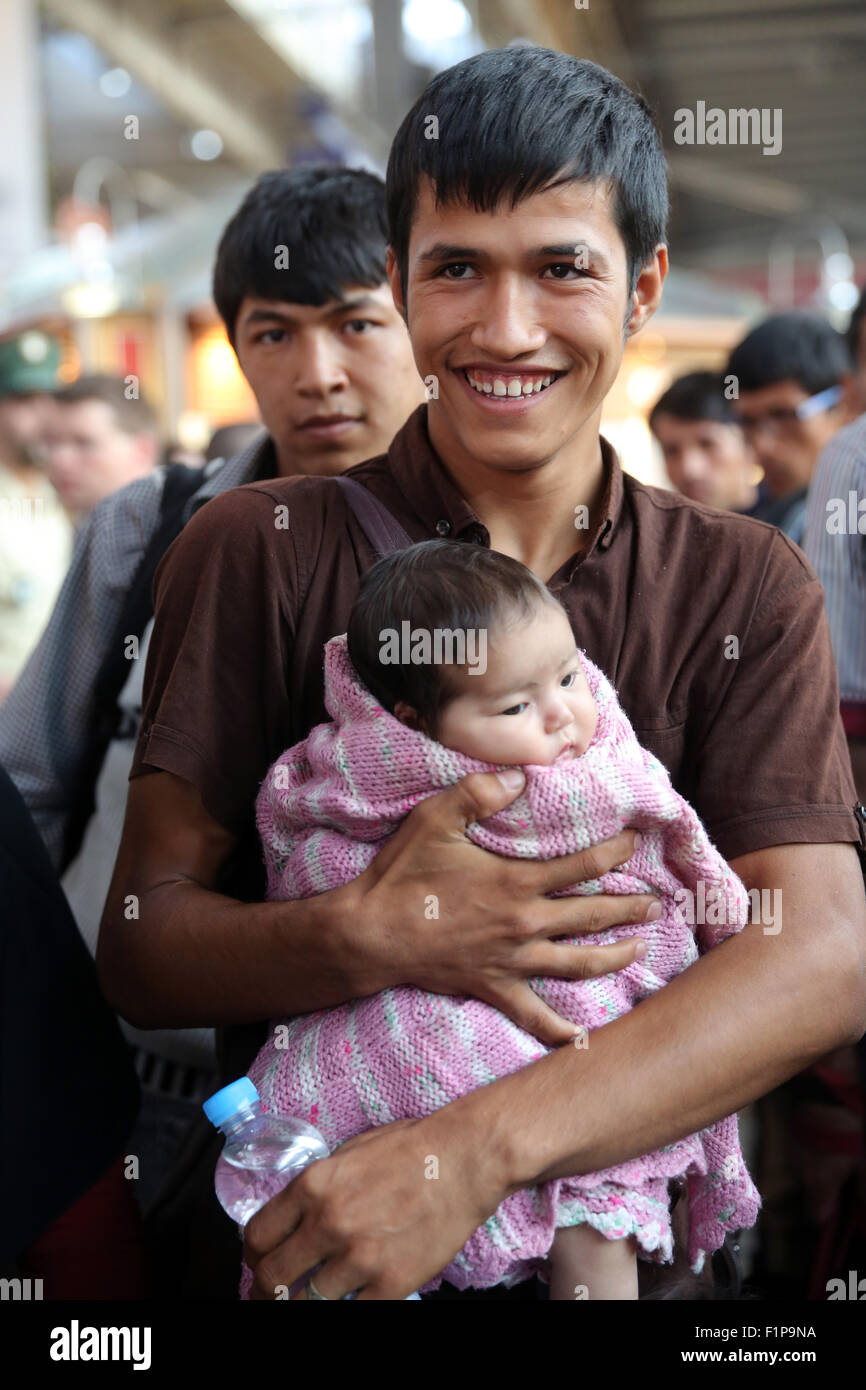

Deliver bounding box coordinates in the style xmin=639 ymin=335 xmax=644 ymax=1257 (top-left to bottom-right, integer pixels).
xmin=100 ymin=48 xmax=866 ymax=1302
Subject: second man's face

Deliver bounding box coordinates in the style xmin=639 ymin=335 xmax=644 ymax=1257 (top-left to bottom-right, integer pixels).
xmin=233 ymin=282 xmax=426 ymax=477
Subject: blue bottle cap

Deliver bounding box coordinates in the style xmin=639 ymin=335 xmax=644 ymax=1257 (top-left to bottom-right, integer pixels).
xmin=203 ymin=1076 xmax=259 ymax=1128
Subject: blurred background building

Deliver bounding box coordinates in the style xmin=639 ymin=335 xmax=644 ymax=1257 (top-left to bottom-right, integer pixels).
xmin=2 ymin=0 xmax=865 ymax=480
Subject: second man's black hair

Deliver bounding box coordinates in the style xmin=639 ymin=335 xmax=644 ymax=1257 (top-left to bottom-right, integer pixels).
xmin=213 ymin=166 xmax=389 ymax=348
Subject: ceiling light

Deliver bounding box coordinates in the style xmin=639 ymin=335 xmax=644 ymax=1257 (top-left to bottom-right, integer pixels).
xmin=99 ymin=67 xmax=131 ymax=98
xmin=190 ymin=129 xmax=224 ymax=161
xmin=403 ymin=0 xmax=470 ymax=42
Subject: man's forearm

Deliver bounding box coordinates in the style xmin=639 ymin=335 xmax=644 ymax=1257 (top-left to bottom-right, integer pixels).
xmin=98 ymin=878 xmax=383 ymax=1030
xmin=454 ymin=843 xmax=866 ymax=1197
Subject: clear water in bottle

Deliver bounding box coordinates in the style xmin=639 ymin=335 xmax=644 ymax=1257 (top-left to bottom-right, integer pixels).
xmin=214 ymin=1113 xmax=330 ymax=1227
xmin=204 ymin=1078 xmax=329 ymax=1227
xmin=204 ymin=1078 xmax=421 ymax=1299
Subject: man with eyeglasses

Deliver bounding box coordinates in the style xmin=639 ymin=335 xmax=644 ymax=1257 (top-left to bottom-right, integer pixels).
xmin=726 ymin=311 xmax=851 ymax=545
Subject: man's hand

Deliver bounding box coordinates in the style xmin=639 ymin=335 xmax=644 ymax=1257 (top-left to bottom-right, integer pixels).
xmin=342 ymin=767 xmax=659 ymax=1046
xmin=244 ymin=1105 xmax=506 ymax=1301
xmin=100 ymin=768 xmax=656 ymax=1034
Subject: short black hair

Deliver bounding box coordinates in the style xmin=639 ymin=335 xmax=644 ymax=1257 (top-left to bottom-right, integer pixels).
xmin=347 ymin=539 xmax=557 ymax=733
xmin=213 ymin=166 xmax=389 ymax=347
xmin=54 ymin=374 xmax=157 ymax=434
xmin=386 ymin=46 xmax=668 ymax=305
xmin=847 ymin=284 xmax=866 ymax=364
xmin=727 ymin=312 xmax=851 ymax=396
xmin=649 ymin=371 xmax=737 ymax=432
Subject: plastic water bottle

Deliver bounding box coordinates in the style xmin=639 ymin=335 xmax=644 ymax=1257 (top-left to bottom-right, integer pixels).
xmin=203 ymin=1077 xmax=421 ymax=1300
xmin=204 ymin=1077 xmax=329 ymax=1228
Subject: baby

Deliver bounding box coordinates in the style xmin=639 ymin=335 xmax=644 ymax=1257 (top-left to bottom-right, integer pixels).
xmin=246 ymin=540 xmax=760 ymax=1300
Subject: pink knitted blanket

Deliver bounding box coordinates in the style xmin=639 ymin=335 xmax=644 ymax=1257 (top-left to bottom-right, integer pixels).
xmin=246 ymin=635 xmax=760 ymax=1292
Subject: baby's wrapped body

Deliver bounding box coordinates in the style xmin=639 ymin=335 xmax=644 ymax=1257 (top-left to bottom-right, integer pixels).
xmin=247 ymin=636 xmax=760 ymax=1292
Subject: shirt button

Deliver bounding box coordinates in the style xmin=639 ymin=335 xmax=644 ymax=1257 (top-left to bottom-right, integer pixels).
xmin=436 ymin=519 xmax=452 ymax=536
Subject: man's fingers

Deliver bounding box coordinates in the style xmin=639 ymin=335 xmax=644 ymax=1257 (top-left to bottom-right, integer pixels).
xmin=482 ymin=980 xmax=587 ymax=1047
xmin=529 ymin=936 xmax=650 ymax=982
xmin=244 ymin=1183 xmax=304 ymax=1270
xmin=419 ymin=769 xmax=528 ymax=835
xmin=541 ymin=890 xmax=660 ymax=939
xmin=358 ymin=770 xmax=523 ymax=881
xmin=526 ymin=830 xmax=644 ymax=894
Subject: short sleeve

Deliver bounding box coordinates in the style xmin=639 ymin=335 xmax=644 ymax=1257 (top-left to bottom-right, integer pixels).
xmin=692 ymin=531 xmax=858 ymax=861
xmin=130 ymin=484 xmax=301 ymax=837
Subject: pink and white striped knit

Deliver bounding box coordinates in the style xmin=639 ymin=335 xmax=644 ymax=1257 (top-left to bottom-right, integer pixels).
xmin=244 ymin=634 xmax=760 ymax=1294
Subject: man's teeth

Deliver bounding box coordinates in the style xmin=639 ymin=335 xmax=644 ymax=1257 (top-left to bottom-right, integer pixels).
xmin=465 ymin=372 xmax=555 ymax=397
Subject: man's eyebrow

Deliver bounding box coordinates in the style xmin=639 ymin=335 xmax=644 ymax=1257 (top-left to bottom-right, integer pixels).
xmin=416 ymin=243 xmax=482 ymax=263
xmin=323 ymin=294 xmax=381 ymax=318
xmin=238 ymin=295 xmax=380 ymax=329
xmin=416 ymin=242 xmax=609 ymax=268
xmin=539 ymin=243 xmax=608 ymax=268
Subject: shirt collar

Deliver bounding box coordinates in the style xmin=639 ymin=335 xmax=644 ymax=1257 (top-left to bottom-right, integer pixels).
xmin=187 ymin=430 xmax=274 ymax=519
xmin=387 ymin=403 xmax=624 ymax=567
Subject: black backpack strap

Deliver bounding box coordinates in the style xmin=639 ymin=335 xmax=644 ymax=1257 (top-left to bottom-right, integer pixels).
xmin=61 ymin=463 xmax=204 ymax=870
xmin=334 ymin=475 xmax=414 ymax=555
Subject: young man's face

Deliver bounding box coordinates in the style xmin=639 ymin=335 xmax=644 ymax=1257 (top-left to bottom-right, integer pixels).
xmin=233 ymin=283 xmax=426 ymax=477
xmin=734 ymin=379 xmax=844 ymax=498
xmin=388 ymin=178 xmax=665 ymax=478
xmin=651 ymin=413 xmax=755 ymax=511
xmin=43 ymin=400 xmax=158 ymax=516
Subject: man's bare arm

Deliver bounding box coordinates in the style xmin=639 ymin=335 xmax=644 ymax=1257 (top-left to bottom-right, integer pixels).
xmin=490 ymin=841 xmax=866 ymax=1189
xmin=97 ymin=768 xmax=657 ymax=1042
xmin=243 ymin=840 xmax=866 ymax=1299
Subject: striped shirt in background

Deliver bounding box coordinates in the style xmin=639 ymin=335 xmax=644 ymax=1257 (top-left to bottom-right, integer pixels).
xmin=803 ymin=414 xmax=866 ymax=734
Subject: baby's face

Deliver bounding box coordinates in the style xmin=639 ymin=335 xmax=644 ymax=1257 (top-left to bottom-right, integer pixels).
xmin=434 ymin=603 xmax=598 ymax=767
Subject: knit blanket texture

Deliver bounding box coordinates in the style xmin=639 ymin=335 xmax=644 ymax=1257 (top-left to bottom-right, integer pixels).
xmin=245 ymin=635 xmax=760 ymax=1293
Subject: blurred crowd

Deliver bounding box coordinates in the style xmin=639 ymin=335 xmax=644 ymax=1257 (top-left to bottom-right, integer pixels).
xmin=0 ymin=345 xmax=260 ymax=700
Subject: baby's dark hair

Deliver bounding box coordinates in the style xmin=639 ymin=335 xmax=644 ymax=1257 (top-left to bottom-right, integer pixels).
xmin=347 ymin=540 xmax=557 ymax=732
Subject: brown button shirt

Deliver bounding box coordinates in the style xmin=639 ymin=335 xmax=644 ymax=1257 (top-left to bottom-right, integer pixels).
xmin=132 ymin=404 xmax=859 ymax=898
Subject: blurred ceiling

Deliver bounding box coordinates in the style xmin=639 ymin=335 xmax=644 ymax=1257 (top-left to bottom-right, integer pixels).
xmin=33 ymin=0 xmax=866 ymax=302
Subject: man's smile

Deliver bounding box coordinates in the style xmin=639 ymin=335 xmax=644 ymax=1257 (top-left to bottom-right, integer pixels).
xmin=453 ymin=364 xmax=568 ymax=411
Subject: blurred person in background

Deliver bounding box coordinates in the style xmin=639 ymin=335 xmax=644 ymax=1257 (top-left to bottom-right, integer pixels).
xmin=0 ymin=762 xmax=147 ymax=1298
xmin=0 ymin=165 xmax=425 ymax=1294
xmin=0 ymin=332 xmax=73 ymax=703
xmin=736 ymin=305 xmax=866 ymax=1298
xmin=800 ymin=287 xmax=866 ymax=1300
xmin=803 ymin=285 xmax=866 ymax=801
xmin=648 ymin=369 xmax=764 ymax=514
xmin=726 ymin=312 xmax=850 ymax=545
xmin=840 ymin=285 xmax=866 ymax=421
xmin=44 ymin=374 xmax=161 ymax=521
